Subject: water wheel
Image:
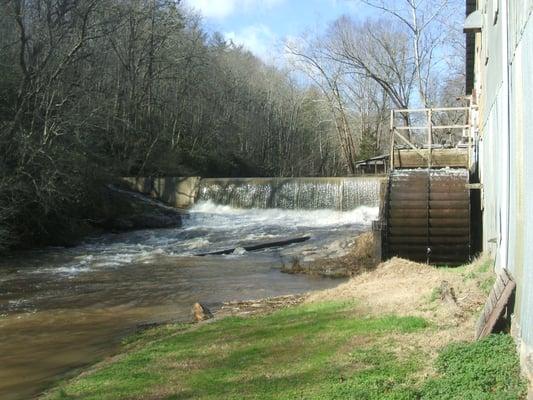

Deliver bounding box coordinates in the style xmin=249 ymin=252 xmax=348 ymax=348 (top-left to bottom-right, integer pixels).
xmin=383 ymin=169 xmax=471 ymax=265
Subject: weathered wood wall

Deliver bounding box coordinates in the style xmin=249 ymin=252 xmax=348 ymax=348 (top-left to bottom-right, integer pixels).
xmin=393 ymin=148 xmax=468 ymax=169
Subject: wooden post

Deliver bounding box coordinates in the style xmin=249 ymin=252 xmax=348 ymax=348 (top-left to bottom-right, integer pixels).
xmin=376 ymin=178 xmax=388 ymax=261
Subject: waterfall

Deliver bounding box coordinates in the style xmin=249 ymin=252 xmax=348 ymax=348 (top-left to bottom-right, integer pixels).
xmin=197 ymin=177 xmax=382 ymax=210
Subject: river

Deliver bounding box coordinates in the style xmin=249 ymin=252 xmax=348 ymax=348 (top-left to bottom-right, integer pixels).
xmin=0 ymin=177 xmax=380 ymax=400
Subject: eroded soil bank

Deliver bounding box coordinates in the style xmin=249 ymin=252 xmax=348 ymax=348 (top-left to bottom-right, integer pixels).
xmin=281 ymin=231 xmax=378 ymax=277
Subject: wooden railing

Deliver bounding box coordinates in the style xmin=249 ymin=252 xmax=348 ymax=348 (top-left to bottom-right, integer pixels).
xmin=389 ymin=105 xmax=476 ymax=170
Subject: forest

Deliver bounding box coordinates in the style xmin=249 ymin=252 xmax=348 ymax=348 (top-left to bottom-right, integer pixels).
xmin=0 ymin=0 xmax=465 ymax=250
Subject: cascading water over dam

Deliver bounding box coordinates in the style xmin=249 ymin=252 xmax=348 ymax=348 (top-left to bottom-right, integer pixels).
xmin=197 ymin=177 xmax=381 ymax=210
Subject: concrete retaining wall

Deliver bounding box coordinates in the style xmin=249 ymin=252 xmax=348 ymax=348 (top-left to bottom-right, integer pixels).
xmin=120 ymin=177 xmax=201 ymax=209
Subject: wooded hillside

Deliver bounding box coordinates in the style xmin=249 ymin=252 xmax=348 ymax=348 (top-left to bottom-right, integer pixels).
xmin=0 ymin=0 xmax=346 ymax=249
xmin=0 ymin=0 xmax=465 ymax=250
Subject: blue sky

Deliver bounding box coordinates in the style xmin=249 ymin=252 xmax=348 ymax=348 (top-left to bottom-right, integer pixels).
xmin=182 ymin=0 xmax=374 ymax=63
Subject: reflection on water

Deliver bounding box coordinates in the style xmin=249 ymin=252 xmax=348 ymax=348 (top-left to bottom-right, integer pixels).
xmin=0 ymin=203 xmax=377 ymax=400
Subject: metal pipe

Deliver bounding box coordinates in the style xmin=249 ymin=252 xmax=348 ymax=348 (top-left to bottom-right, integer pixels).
xmin=500 ymin=0 xmax=510 ymax=270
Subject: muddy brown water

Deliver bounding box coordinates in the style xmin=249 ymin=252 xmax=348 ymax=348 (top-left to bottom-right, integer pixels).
xmin=0 ymin=202 xmax=377 ymax=399
xmin=0 ymin=255 xmax=344 ymax=400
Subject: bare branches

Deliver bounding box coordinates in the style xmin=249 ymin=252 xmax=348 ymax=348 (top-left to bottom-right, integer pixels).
xmin=357 ymin=0 xmax=460 ymax=108
xmin=0 ymin=1 xmax=346 ymax=249
xmin=286 ymin=36 xmax=359 ymax=173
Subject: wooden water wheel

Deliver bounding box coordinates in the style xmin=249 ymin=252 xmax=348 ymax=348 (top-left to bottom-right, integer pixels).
xmin=383 ymin=169 xmax=471 ymax=264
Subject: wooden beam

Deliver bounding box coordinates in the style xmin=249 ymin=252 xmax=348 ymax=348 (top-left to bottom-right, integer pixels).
xmin=475 ymin=269 xmax=516 ymax=339
xmin=393 ymin=107 xmax=469 ymax=113
xmin=394 ymin=125 xmax=469 ymax=130
xmin=393 ymin=149 xmax=468 ymax=169
xmin=394 ymin=130 xmax=429 ymax=161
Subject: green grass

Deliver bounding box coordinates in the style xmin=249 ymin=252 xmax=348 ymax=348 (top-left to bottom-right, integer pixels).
xmin=43 ymin=301 xmax=526 ymax=400
xmin=461 ymin=257 xmax=496 ymax=295
xmin=421 ymin=334 xmax=527 ymax=399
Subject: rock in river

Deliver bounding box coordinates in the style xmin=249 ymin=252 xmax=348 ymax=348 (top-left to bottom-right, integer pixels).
xmin=192 ymin=302 xmax=213 ymax=322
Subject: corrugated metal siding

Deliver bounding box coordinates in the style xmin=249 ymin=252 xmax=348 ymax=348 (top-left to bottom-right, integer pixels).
xmin=479 ymin=95 xmax=504 ymax=259
xmin=477 ymin=0 xmax=533 ymax=378
xmin=482 ymin=1 xmax=504 ymax=129
xmin=510 ymin=3 xmax=533 ymax=356
xmin=509 ymin=0 xmax=533 ymax=53
xmin=478 ymin=0 xmax=505 ymax=267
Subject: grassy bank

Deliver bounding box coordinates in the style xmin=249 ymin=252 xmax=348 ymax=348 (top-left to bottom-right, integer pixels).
xmin=44 ymin=299 xmax=526 ymax=400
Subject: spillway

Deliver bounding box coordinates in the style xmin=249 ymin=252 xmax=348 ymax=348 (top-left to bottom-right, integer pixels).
xmin=197 ymin=177 xmax=382 ymax=210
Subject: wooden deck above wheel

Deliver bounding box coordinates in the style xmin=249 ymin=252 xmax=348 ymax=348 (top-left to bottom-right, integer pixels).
xmin=393 ymin=148 xmax=469 ymax=169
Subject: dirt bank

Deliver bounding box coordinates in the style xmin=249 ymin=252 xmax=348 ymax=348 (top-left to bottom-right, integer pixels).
xmin=281 ymin=231 xmax=378 ymax=277
xmin=215 ymin=295 xmax=307 ymax=318
xmin=41 ymin=254 xmax=527 ymax=400
xmin=218 ymin=254 xmax=494 ymax=357
xmin=218 ymin=254 xmax=495 ymax=360
xmin=307 ymin=255 xmax=495 ymax=355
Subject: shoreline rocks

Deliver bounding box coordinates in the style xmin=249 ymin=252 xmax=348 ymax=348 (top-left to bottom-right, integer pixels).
xmin=192 ymin=303 xmax=213 ymax=322
xmin=98 ymin=185 xmax=183 ymax=231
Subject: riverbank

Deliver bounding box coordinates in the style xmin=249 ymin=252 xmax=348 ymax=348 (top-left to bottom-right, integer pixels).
xmin=41 ymin=256 xmax=527 ymax=400
xmin=281 ymin=231 xmax=378 ymax=277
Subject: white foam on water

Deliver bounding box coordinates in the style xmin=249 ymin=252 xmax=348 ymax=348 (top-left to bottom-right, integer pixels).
xmin=28 ymin=262 xmax=91 ymax=276
xmin=187 ymin=201 xmax=378 ymax=229
xmin=20 ymin=201 xmax=378 ymax=276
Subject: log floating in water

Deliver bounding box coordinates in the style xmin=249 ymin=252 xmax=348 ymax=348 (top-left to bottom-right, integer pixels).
xmin=196 ymin=236 xmax=311 ymax=256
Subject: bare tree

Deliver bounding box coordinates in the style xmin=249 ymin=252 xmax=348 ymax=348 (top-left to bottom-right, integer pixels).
xmin=357 ymin=0 xmax=463 ymax=108
xmin=286 ymin=35 xmax=358 ymax=174
xmin=325 ymin=17 xmax=416 ymax=131
xmin=0 ymin=1 xmax=343 ymax=250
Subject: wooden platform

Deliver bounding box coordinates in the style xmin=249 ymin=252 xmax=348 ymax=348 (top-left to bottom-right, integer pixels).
xmin=393 ymin=148 xmax=468 ymax=169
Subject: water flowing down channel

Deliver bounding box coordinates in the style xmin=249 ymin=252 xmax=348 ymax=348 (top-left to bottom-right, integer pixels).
xmin=198 ymin=177 xmax=381 ymax=210
xmin=0 ymin=177 xmax=381 ymax=400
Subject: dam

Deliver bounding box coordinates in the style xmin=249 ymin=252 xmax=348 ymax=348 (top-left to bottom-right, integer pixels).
xmin=121 ymin=176 xmax=382 ymax=211
xmin=197 ymin=177 xmax=381 ymax=210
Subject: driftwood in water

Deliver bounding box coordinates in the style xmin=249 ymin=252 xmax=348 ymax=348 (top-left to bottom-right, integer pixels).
xmin=196 ymin=236 xmax=311 ymax=256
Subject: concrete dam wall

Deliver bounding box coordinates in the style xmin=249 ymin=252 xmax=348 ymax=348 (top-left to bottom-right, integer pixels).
xmin=120 ymin=176 xmax=384 ymax=210
xmin=121 ymin=177 xmax=202 ymax=209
